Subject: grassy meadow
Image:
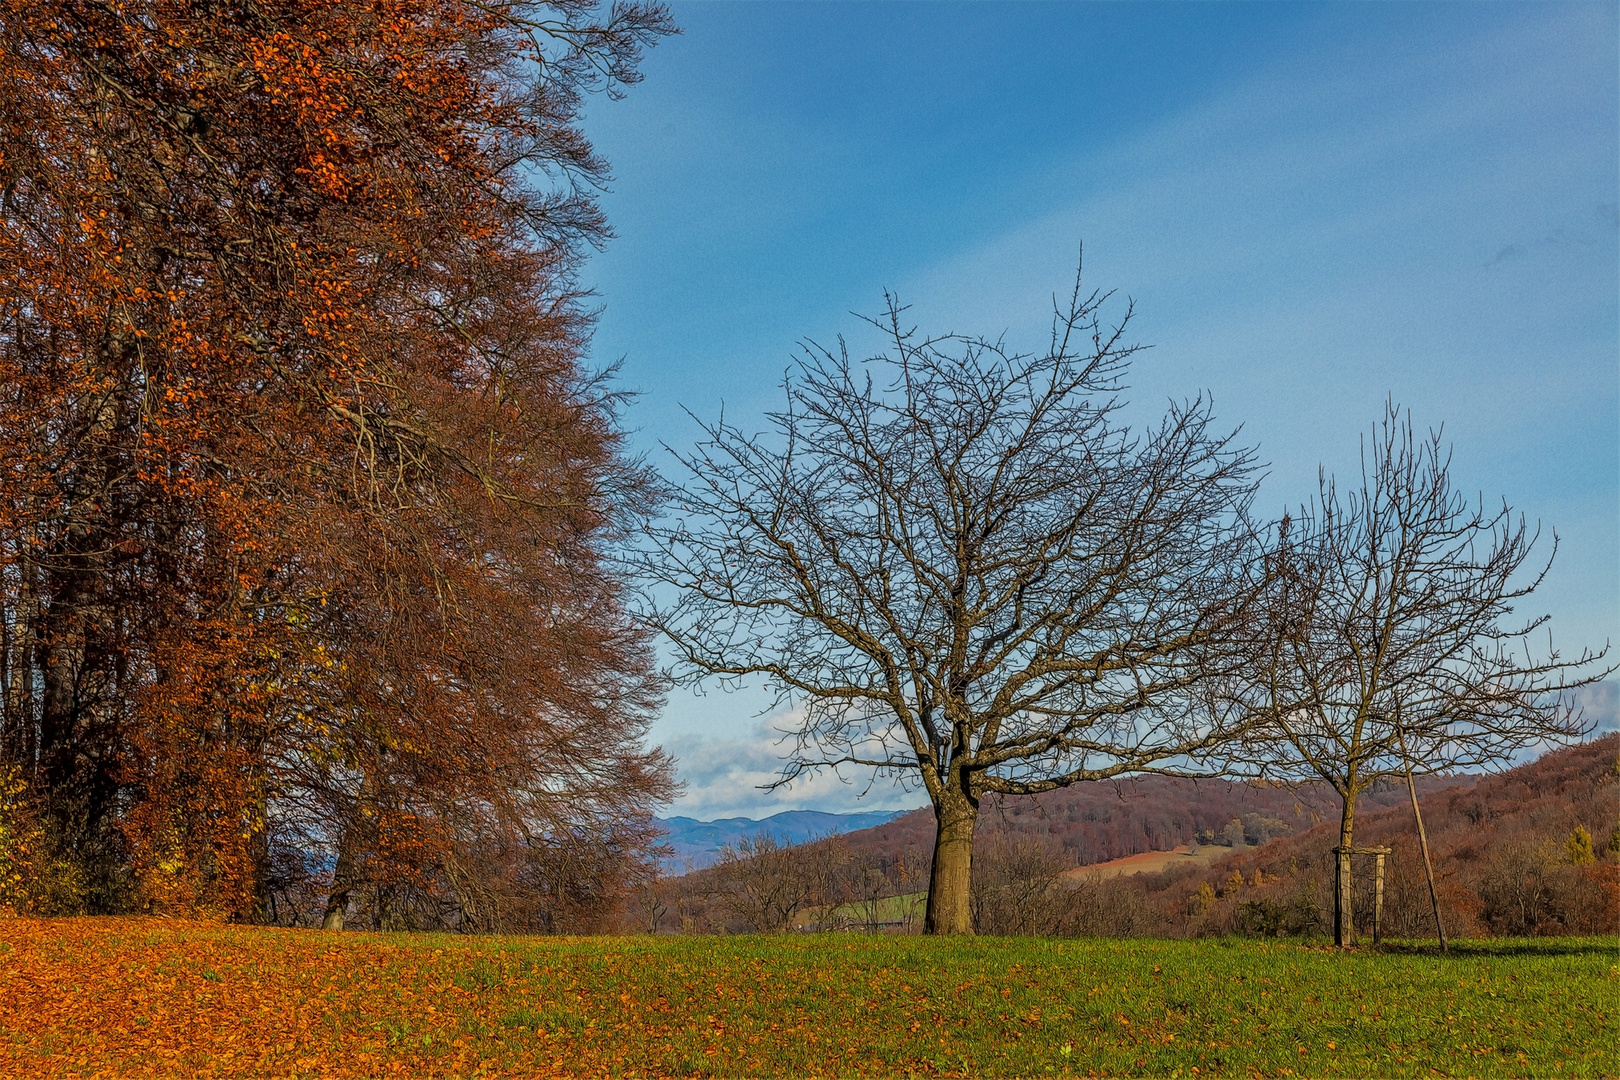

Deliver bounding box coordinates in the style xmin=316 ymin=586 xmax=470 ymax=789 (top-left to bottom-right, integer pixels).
xmin=795 ymin=892 xmax=928 ymax=930
xmin=0 ymin=918 xmax=1613 ymax=1078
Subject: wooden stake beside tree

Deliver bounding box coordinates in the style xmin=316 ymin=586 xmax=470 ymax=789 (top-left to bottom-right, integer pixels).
xmin=1397 ymin=719 xmax=1446 ymax=951
xmin=642 ymin=267 xmax=1260 ymax=934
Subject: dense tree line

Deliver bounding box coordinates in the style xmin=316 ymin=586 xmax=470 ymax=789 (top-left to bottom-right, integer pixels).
xmin=0 ymin=0 xmax=676 ymax=929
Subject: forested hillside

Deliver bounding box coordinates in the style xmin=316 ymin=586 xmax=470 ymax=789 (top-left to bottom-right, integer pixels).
xmin=652 ymin=737 xmax=1615 ymax=937
xmin=830 ymin=771 xmax=1475 ymax=875
xmin=1166 ymin=733 xmax=1619 ymax=938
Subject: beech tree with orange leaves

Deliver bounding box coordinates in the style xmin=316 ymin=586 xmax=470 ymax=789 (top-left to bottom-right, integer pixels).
xmin=0 ymin=0 xmax=677 ymax=929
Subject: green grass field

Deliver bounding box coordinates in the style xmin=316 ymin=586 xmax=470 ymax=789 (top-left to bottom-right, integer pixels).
xmin=796 ymin=891 xmax=927 ymax=929
xmin=2 ymin=919 xmax=1614 ymax=1077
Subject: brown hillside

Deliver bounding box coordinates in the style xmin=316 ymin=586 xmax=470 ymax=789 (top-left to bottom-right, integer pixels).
xmin=830 ymin=771 xmax=1476 ymax=877
xmin=1160 ymin=734 xmax=1620 ymax=938
xmin=649 ymin=738 xmax=1615 ymax=937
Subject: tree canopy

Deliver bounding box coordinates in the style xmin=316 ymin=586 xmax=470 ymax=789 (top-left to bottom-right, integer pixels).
xmin=0 ymin=0 xmax=677 ymax=928
xmin=644 ymin=273 xmax=1261 ymax=933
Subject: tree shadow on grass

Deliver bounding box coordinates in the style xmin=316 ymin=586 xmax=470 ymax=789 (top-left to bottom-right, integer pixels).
xmin=1375 ymin=938 xmax=1618 ymax=959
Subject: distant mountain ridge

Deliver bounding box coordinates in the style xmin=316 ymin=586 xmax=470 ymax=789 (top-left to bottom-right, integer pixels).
xmin=656 ymin=810 xmax=909 ymax=873
xmin=656 ymin=772 xmax=1471 ymax=878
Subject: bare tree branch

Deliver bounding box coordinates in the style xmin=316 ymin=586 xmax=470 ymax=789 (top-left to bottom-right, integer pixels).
xmin=1228 ymin=401 xmax=1612 ymax=946
xmin=638 ymin=262 xmax=1261 ymax=933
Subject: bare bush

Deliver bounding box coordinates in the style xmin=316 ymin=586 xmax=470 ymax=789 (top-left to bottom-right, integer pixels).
xmin=843 ymin=851 xmax=899 ymax=932
xmin=970 ymin=834 xmax=1072 ymax=936
xmin=1476 ymin=839 xmax=1615 ymax=935
xmin=1061 ymin=873 xmax=1163 ymax=937
xmin=706 ymin=834 xmax=837 ymax=932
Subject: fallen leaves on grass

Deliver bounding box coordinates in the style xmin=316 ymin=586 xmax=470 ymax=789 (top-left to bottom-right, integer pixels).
xmin=0 ymin=918 xmax=1613 ymax=1078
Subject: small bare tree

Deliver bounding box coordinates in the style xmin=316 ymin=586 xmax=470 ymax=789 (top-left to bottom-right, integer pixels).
xmin=845 ymin=852 xmax=895 ymax=932
xmin=970 ymin=833 xmax=1072 ymax=937
xmin=706 ymin=834 xmax=834 ymax=932
xmin=643 ymin=266 xmax=1259 ymax=933
xmin=1239 ymin=403 xmax=1609 ymax=947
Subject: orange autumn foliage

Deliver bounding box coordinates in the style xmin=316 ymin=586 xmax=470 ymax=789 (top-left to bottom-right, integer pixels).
xmin=0 ymin=0 xmax=676 ymax=927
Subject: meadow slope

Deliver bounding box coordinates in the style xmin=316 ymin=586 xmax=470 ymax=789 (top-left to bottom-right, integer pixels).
xmin=0 ymin=918 xmax=1613 ymax=1078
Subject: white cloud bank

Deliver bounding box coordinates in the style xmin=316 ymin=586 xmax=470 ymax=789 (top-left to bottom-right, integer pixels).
xmin=658 ymin=707 xmax=927 ymax=820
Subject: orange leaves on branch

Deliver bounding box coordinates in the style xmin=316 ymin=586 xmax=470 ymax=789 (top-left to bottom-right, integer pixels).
xmin=0 ymin=0 xmax=677 ymax=925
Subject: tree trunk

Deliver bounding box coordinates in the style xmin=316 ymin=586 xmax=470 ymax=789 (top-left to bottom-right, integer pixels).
xmin=924 ymin=780 xmax=979 ymax=935
xmin=39 ymin=361 xmax=123 ymax=857
xmin=321 ymin=821 xmax=360 ymax=931
xmin=322 ymin=769 xmax=379 ymax=930
xmin=1334 ymin=792 xmax=1357 ymax=948
xmin=247 ymin=784 xmax=272 ymax=924
xmin=3 ymin=537 xmax=36 ymax=771
xmin=38 ymin=570 xmax=89 ymax=798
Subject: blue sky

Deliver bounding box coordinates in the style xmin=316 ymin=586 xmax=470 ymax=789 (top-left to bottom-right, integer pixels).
xmin=577 ymin=2 xmax=1619 ymax=819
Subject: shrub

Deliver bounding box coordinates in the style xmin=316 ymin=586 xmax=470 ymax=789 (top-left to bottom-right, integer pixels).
xmin=1237 ymin=894 xmax=1322 ymax=937
xmin=707 ymin=834 xmax=835 ymax=932
xmin=1241 ymin=814 xmax=1293 ymax=845
xmin=971 ymin=834 xmax=1070 ymax=936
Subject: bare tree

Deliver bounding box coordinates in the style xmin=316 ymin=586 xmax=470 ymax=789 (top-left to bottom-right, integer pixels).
xmin=844 ymin=851 xmax=896 ymax=932
xmin=1238 ymin=403 xmax=1610 ymax=947
xmin=970 ymin=833 xmax=1072 ymax=937
xmin=707 ymin=834 xmax=834 ymax=932
xmin=642 ymin=267 xmax=1259 ymax=933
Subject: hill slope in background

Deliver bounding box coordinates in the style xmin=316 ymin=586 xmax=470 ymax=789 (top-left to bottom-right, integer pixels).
xmin=656 ymin=810 xmax=906 ymax=872
xmin=656 ymin=738 xmax=1615 ymax=937
xmin=827 ymin=770 xmax=1477 ymax=874
xmin=1166 ymin=733 xmax=1619 ymax=938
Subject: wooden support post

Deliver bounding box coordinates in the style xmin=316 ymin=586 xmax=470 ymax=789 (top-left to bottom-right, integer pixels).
xmin=1334 ymin=847 xmax=1355 ymax=947
xmin=1374 ymin=852 xmax=1385 ymax=945
xmin=1397 ymin=724 xmax=1447 ymax=952
xmin=1333 ymin=846 xmax=1390 ymax=948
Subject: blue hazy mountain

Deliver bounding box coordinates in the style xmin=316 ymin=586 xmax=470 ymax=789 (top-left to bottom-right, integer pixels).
xmin=656 ymin=810 xmax=909 ymax=873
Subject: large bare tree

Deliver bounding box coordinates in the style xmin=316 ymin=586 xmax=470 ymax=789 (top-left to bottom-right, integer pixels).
xmin=642 ymin=270 xmax=1259 ymax=933
xmin=1238 ymin=403 xmax=1610 ymax=947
